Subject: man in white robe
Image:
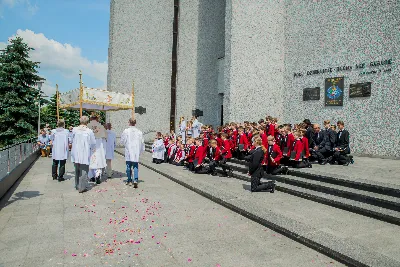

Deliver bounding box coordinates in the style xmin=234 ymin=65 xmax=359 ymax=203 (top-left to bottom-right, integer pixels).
xmin=71 ymin=116 xmax=96 ymax=193
xmin=50 ymin=119 xmax=70 ymax=182
xmin=87 ymin=114 xmax=107 ymax=184
xmin=179 ymin=118 xmax=187 ymax=144
xmin=192 ymin=116 xmax=201 ymax=138
xmin=121 ymin=118 xmax=145 ymax=188
xmin=105 ymin=123 xmax=116 ymax=178
xmin=152 ymin=132 xmax=165 ymax=164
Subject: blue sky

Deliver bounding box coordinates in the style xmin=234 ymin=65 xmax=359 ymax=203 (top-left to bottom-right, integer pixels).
xmin=0 ymin=0 xmax=110 ymax=97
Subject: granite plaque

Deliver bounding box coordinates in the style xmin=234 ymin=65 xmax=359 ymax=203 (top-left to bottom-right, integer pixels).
xmin=325 ymin=77 xmax=344 ymax=106
xmin=303 ymin=87 xmax=320 ymax=101
xmin=349 ymin=82 xmax=371 ymax=98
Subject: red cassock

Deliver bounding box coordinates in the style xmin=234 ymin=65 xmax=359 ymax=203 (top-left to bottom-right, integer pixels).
xmin=187 ymin=145 xmax=196 ymax=163
xmin=287 ymin=133 xmax=295 ymax=155
xmin=301 ymin=137 xmax=310 ymax=158
xmin=260 ymin=133 xmax=268 ymax=148
xmin=194 ymin=146 xmax=205 ymax=165
xmin=232 ymin=130 xmax=238 ymax=147
xmin=247 ymin=132 xmax=253 ymax=144
xmin=221 ymin=139 xmax=232 ymax=159
xmin=216 ymin=137 xmax=223 ymax=148
xmin=292 ymin=140 xmax=304 ymax=161
xmin=175 ymin=149 xmax=184 ymax=161
xmin=238 ymin=133 xmax=249 ymax=150
xmin=267 ymin=124 xmax=275 ymax=137
xmin=265 ymin=144 xmax=283 ymax=166
xmin=203 ymin=137 xmax=209 ymax=148
xmin=210 ymin=146 xmax=222 ymax=161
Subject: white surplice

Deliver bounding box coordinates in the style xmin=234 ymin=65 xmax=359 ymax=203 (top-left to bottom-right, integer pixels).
xmin=50 ymin=128 xmax=70 ymax=160
xmin=87 ymin=120 xmax=107 ymax=173
xmin=179 ymin=120 xmax=186 ymax=144
xmin=71 ymin=126 xmax=96 ymax=165
xmin=105 ymin=130 xmax=116 ymax=160
xmin=121 ymin=126 xmax=145 ymax=162
xmin=192 ymin=119 xmax=201 ymax=138
xmin=152 ymin=139 xmax=165 ymax=160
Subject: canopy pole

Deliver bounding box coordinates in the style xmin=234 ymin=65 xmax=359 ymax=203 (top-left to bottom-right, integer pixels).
xmin=79 ymin=70 xmax=83 ymax=117
xmin=56 ymin=84 xmax=59 ymax=120
xmin=131 ymin=80 xmax=135 ymax=119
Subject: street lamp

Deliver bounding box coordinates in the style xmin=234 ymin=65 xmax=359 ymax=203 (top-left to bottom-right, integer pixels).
xmin=35 ymin=81 xmax=46 ymax=135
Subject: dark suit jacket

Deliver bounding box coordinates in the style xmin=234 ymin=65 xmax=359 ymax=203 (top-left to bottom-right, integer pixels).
xmin=306 ymin=126 xmax=315 ymax=148
xmin=318 ymin=130 xmax=333 ymax=151
xmin=248 ymin=147 xmax=264 ymax=175
xmin=313 ymin=131 xmax=324 ymax=147
xmin=335 ymin=129 xmax=350 ymax=154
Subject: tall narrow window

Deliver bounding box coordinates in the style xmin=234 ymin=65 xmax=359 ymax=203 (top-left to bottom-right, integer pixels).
xmin=170 ymin=0 xmax=179 ymax=131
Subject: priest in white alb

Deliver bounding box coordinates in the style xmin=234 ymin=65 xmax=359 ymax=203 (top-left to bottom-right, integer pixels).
xmin=121 ymin=118 xmax=145 ymax=188
xmin=50 ymin=119 xmax=70 ymax=182
xmin=71 ymin=116 xmax=96 ymax=193
xmin=87 ymin=113 xmax=107 ymax=184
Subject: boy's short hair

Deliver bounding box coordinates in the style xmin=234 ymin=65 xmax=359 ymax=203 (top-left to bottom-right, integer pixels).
xmin=209 ymin=139 xmax=217 ymax=145
xmin=267 ymin=135 xmax=275 ymax=141
xmin=221 ymin=133 xmax=228 ymax=138
xmin=324 ymin=120 xmax=330 ymax=125
xmin=337 ymin=120 xmax=345 ymax=126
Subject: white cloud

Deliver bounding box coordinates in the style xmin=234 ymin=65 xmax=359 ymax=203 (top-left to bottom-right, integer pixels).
xmin=5 ymin=29 xmax=108 ymax=86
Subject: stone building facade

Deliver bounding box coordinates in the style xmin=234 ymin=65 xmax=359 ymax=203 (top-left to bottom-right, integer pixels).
xmin=107 ymin=0 xmax=400 ymax=158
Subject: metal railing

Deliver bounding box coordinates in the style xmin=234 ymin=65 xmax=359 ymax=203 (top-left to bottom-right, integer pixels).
xmin=0 ymin=138 xmax=39 ymax=181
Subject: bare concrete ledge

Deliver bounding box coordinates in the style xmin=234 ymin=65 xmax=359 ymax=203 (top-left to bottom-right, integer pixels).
xmin=0 ymin=151 xmax=40 ymax=200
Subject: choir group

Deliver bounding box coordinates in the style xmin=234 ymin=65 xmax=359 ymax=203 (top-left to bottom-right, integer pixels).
xmin=152 ymin=116 xmax=352 ymax=192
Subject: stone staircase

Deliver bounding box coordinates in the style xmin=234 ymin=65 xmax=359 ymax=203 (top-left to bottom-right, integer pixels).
xmin=144 ymin=143 xmax=400 ymax=226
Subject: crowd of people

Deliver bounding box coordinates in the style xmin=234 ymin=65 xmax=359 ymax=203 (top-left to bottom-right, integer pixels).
xmin=37 ymin=114 xmax=145 ymax=193
xmin=152 ymin=116 xmax=351 ymax=192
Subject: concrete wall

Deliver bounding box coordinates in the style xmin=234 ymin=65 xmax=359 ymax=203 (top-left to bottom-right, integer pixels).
xmin=283 ymin=0 xmax=400 ymax=157
xmin=224 ymin=0 xmax=286 ymax=123
xmin=107 ymin=0 xmax=173 ymax=139
xmin=176 ymin=0 xmax=225 ymax=128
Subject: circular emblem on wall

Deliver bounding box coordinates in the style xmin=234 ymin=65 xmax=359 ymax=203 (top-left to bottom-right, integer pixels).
xmin=326 ymin=85 xmax=342 ymax=100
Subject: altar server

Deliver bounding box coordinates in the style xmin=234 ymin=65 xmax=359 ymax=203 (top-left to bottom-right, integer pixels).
xmin=50 ymin=119 xmax=70 ymax=182
xmin=71 ymin=116 xmax=96 ymax=193
xmin=121 ymin=118 xmax=145 ymax=187
xmin=179 ymin=117 xmax=187 ymax=144
xmin=152 ymin=132 xmax=165 ymax=164
xmin=192 ymin=116 xmax=202 ymax=138
xmin=87 ymin=113 xmax=107 ymax=184
xmin=105 ymin=123 xmax=116 ymax=178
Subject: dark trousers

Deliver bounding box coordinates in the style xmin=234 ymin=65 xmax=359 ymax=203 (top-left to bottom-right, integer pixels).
xmin=220 ymin=158 xmax=231 ymax=175
xmin=333 ymin=150 xmax=349 ymax=165
xmin=250 ymin=167 xmax=263 ymax=192
xmin=52 ymin=159 xmax=66 ymax=179
xmin=188 ymin=162 xmax=194 ymax=171
xmin=208 ymin=160 xmax=219 ymax=174
xmin=264 ymin=165 xmax=287 ymax=175
xmin=312 ymin=148 xmax=330 ymax=162
xmin=236 ymin=150 xmax=246 ymax=160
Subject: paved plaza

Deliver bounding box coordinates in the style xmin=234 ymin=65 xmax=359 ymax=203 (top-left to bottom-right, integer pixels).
xmin=0 ymin=155 xmax=343 ymax=267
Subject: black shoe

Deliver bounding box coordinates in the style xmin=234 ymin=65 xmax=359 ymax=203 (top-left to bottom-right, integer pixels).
xmin=220 ymin=173 xmax=228 ymax=177
xmin=96 ymin=177 xmax=101 ymax=184
xmin=53 ymin=175 xmax=58 ymax=180
xmin=58 ymin=177 xmax=65 ymax=182
xmin=133 ymin=182 xmax=138 ymax=188
xmin=90 ymin=177 xmax=95 ymax=182
xmin=211 ymin=172 xmax=218 ymax=176
xmin=320 ymin=160 xmax=327 ymax=165
xmin=343 ymin=161 xmax=350 ymax=166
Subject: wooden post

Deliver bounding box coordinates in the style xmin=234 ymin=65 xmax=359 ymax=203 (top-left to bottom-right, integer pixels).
xmin=56 ymin=84 xmax=59 ymax=121
xmin=131 ymin=80 xmax=135 ymax=119
xmin=79 ymin=70 xmax=83 ymax=117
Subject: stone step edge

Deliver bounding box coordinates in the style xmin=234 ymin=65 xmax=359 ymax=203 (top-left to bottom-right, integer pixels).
xmin=226 ymin=161 xmax=400 ymax=211
xmin=119 ymin=150 xmax=399 ymax=267
xmin=224 ymin=167 xmax=400 ymax=226
xmin=231 ymin=155 xmax=400 ymax=198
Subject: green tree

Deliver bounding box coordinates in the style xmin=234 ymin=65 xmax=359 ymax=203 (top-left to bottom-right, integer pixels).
xmin=0 ymin=37 xmax=44 ymax=146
